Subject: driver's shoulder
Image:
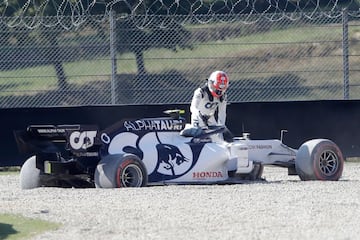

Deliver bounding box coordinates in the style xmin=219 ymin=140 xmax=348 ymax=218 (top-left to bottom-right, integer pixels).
xmin=193 ymin=87 xmax=205 ymax=98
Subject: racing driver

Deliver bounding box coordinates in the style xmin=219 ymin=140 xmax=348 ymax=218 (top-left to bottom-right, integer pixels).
xmin=190 ymin=70 xmax=229 ymax=128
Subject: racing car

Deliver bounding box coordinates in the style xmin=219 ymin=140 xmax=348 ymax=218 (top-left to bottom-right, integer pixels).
xmin=15 ymin=110 xmax=344 ymax=189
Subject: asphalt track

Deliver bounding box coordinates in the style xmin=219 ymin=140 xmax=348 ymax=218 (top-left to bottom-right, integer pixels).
xmin=1 ymin=162 xmax=360 ymax=240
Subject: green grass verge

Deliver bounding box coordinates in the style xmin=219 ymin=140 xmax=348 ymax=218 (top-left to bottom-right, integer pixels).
xmin=0 ymin=214 xmax=60 ymax=240
xmin=0 ymin=172 xmax=19 ymax=176
xmin=3 ymin=22 xmax=360 ymax=101
xmin=0 ymin=167 xmax=20 ymax=175
xmin=0 ymin=23 xmax=345 ymax=95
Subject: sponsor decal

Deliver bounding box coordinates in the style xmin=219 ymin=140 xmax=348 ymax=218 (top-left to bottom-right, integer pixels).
xmin=69 ymin=131 xmax=97 ymax=150
xmin=193 ymin=171 xmax=223 ymax=179
xmin=73 ymin=152 xmax=99 ymax=157
xmin=106 ymin=131 xmax=198 ymax=181
xmin=205 ymin=102 xmax=218 ymax=109
xmin=123 ymin=119 xmax=183 ymax=131
xmin=191 ymin=138 xmax=212 ymax=143
xmin=247 ymin=144 xmax=272 ymax=150
xmin=37 ymin=128 xmax=65 ymax=134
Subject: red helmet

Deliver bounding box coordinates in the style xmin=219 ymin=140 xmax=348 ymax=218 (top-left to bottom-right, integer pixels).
xmin=207 ymin=70 xmax=229 ymax=98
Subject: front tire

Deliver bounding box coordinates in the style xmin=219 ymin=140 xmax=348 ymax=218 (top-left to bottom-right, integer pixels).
xmin=295 ymin=139 xmax=344 ymax=181
xmin=95 ymin=154 xmax=148 ymax=188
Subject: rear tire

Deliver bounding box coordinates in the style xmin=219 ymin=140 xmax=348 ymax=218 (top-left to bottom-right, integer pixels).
xmin=95 ymin=154 xmax=148 ymax=188
xmin=20 ymin=156 xmax=41 ymax=189
xmin=295 ymin=139 xmax=344 ymax=181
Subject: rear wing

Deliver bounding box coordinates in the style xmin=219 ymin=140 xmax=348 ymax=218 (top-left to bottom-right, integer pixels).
xmin=14 ymin=124 xmax=100 ymax=155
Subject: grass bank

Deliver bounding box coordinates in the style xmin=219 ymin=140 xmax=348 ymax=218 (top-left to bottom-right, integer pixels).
xmin=0 ymin=214 xmax=60 ymax=240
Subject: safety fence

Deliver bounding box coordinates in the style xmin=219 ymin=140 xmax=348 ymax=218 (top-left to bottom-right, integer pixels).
xmin=1 ymin=10 xmax=360 ymax=107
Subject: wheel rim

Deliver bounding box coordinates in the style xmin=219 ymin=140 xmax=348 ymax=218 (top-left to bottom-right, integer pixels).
xmin=318 ymin=150 xmax=338 ymax=176
xmin=120 ymin=163 xmax=143 ymax=187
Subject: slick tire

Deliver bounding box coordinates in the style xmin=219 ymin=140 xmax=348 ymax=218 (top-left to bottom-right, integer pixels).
xmin=95 ymin=154 xmax=148 ymax=188
xmin=295 ymin=139 xmax=344 ymax=181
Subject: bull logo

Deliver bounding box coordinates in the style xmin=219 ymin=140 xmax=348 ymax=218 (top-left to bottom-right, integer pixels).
xmin=156 ymin=144 xmax=190 ymax=176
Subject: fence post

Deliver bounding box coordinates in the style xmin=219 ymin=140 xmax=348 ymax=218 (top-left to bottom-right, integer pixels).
xmin=342 ymin=8 xmax=350 ymax=100
xmin=110 ymin=10 xmax=117 ymax=104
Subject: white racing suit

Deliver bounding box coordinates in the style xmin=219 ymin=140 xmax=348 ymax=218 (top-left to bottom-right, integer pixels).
xmin=190 ymin=85 xmax=227 ymax=128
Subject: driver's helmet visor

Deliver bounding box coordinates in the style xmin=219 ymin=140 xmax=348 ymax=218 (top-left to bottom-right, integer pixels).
xmin=211 ymin=87 xmax=225 ymax=96
xmin=209 ymin=79 xmax=228 ymax=96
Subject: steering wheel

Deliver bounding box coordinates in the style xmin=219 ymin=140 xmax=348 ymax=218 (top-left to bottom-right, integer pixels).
xmin=191 ymin=126 xmax=226 ymax=142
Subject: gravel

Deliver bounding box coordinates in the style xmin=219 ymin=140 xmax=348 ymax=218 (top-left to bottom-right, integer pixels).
xmin=1 ymin=162 xmax=360 ymax=240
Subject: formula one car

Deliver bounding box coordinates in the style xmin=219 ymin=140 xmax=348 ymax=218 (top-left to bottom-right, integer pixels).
xmin=15 ymin=110 xmax=344 ymax=189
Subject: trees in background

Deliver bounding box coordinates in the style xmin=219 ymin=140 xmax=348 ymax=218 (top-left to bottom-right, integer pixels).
xmin=0 ymin=0 xmax=357 ymax=86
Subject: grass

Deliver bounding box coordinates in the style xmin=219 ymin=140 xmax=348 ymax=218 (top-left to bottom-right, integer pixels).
xmin=0 ymin=167 xmax=20 ymax=175
xmin=0 ymin=214 xmax=60 ymax=240
xmin=0 ymin=171 xmax=19 ymax=176
xmin=0 ymin=22 xmax=353 ymax=98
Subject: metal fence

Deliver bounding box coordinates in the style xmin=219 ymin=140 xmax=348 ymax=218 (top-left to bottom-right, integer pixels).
xmin=1 ymin=11 xmax=360 ymax=108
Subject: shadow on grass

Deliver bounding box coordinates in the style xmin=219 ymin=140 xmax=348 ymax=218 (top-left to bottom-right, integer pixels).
xmin=0 ymin=70 xmax=335 ymax=107
xmin=0 ymin=70 xmax=198 ymax=107
xmin=0 ymin=223 xmax=18 ymax=239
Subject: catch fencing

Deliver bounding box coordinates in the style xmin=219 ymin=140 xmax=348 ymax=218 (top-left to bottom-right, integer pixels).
xmin=1 ymin=10 xmax=360 ymax=108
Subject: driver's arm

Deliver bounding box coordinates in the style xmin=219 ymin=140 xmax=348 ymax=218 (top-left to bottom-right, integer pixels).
xmin=190 ymin=88 xmax=203 ymax=127
xmin=190 ymin=88 xmax=202 ymax=114
xmin=217 ymin=95 xmax=227 ymax=126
